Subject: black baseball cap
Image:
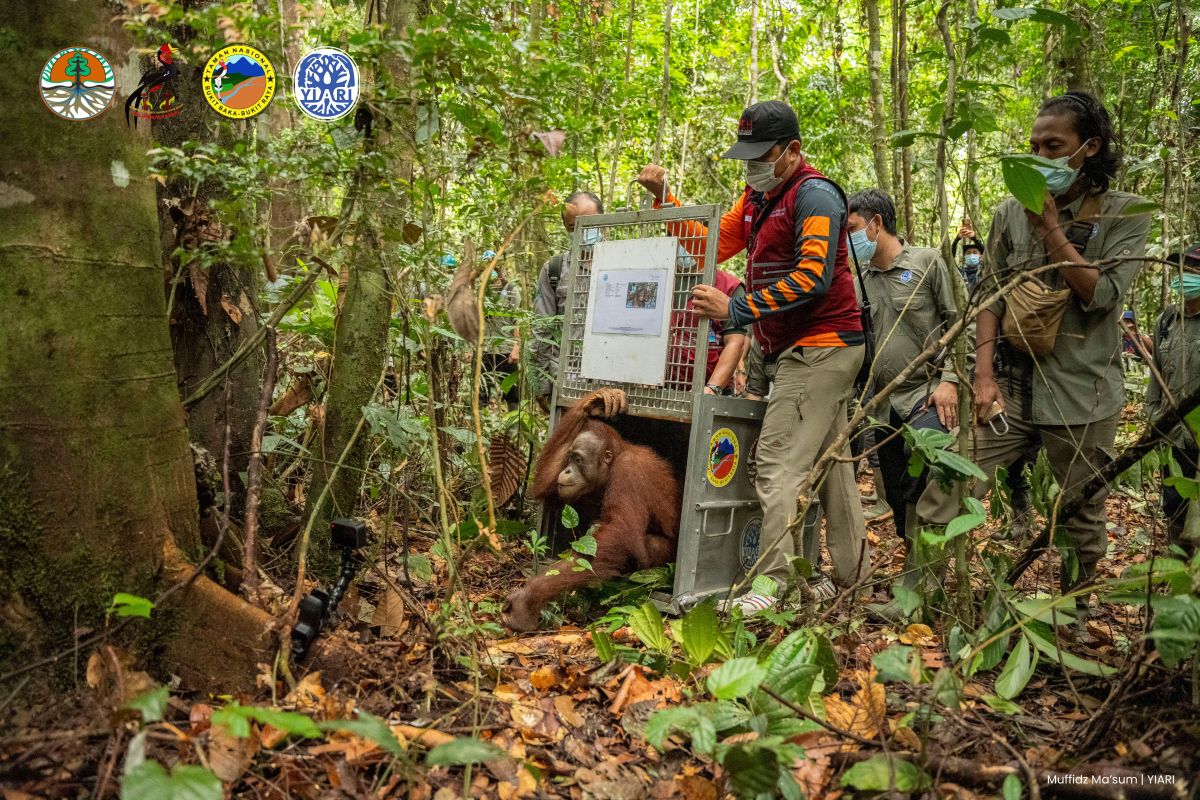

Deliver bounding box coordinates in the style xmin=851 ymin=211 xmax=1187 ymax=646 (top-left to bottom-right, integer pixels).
xmin=1167 ymin=243 xmax=1200 ymax=267
xmin=721 ymin=101 xmax=801 ymax=160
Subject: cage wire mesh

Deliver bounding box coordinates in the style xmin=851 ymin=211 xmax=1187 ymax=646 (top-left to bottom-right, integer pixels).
xmin=555 ymin=203 xmax=723 ymax=419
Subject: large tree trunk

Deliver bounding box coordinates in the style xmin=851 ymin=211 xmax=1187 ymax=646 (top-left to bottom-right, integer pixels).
xmin=0 ymin=0 xmax=278 ymax=688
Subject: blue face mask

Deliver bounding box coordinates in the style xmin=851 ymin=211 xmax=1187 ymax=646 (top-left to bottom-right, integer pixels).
xmin=1031 ymin=140 xmax=1091 ymax=195
xmin=1170 ymin=273 xmax=1200 ymax=300
xmin=849 ymin=225 xmax=878 ymax=264
xmin=964 ymin=253 xmax=981 ymax=268
xmin=580 ymin=227 xmax=602 ymax=246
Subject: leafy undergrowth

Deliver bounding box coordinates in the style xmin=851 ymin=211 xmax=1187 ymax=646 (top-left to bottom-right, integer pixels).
xmin=3 ymin=479 xmax=1199 ymax=799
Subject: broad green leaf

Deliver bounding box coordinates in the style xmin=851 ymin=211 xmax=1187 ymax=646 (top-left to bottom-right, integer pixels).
xmin=890 ymin=129 xmax=941 ymax=147
xmin=873 ymin=645 xmax=922 ymax=685
xmin=121 ymin=761 xmax=221 ymax=800
xmin=212 ymin=704 xmax=322 ymax=740
xmin=680 ymin=601 xmax=719 ymax=665
xmin=123 ymin=687 xmax=169 ymax=723
xmin=840 ymin=755 xmax=932 ymax=792
xmin=707 ymin=656 xmax=767 ymax=700
xmin=976 ymin=26 xmax=1012 ymax=46
xmin=992 ymin=6 xmax=1035 ymax=20
xmin=645 ymin=706 xmax=717 ymax=754
xmin=1003 ymin=773 xmax=1023 ymax=800
xmin=723 ymin=745 xmax=780 ymax=796
xmin=425 ymin=737 xmax=507 ymax=766
xmin=1148 ymin=594 xmax=1200 ymax=667
xmin=1163 ymin=475 xmax=1200 ymax=500
xmin=983 ymin=694 xmax=1023 ymax=715
xmin=321 ymin=712 xmax=406 ymax=758
xmin=560 ymin=504 xmax=580 ymax=529
xmin=110 ymin=593 xmax=154 ymax=619
xmin=1029 ymin=7 xmax=1083 ymax=32
xmin=946 ymin=511 xmax=987 ymax=541
xmin=751 ymin=574 xmax=779 ymax=597
xmin=591 ymin=627 xmax=617 ymax=662
xmin=628 ymin=602 xmax=672 ymax=654
xmin=570 ymin=534 xmax=597 ymax=556
xmin=932 ymin=449 xmax=988 ymax=481
xmin=1186 ymin=405 xmax=1200 ymax=438
xmin=1024 ymin=623 xmax=1117 ymax=676
xmin=1000 ymin=156 xmax=1047 ymax=214
xmin=995 ymin=635 xmax=1037 ymax=699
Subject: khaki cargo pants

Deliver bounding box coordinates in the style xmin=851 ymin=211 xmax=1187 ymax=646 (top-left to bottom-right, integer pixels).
xmin=754 ymin=345 xmax=869 ymax=589
xmin=915 ymin=383 xmax=1118 ymax=586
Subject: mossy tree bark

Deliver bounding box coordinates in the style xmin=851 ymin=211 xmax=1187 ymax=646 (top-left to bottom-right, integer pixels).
xmin=0 ymin=0 xmax=277 ymax=687
xmin=157 ymin=17 xmax=263 ymax=511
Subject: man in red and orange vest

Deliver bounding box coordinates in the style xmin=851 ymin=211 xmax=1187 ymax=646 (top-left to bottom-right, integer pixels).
xmin=637 ymin=100 xmax=867 ymax=614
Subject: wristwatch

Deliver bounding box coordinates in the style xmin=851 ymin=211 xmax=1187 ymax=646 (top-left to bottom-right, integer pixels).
xmin=705 ymin=384 xmax=722 ymax=393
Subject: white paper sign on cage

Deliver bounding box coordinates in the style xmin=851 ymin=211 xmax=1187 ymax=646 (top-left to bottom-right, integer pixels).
xmin=581 ymin=236 xmax=678 ymax=386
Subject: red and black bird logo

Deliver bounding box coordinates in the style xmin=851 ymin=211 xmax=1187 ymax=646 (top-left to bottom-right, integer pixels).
xmin=125 ymin=44 xmax=180 ymax=126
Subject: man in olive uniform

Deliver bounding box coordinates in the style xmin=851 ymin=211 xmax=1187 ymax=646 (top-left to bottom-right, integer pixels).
xmin=845 ymin=189 xmax=966 ymax=612
xmin=1149 ymin=243 xmax=1200 ymax=555
xmin=916 ymin=92 xmax=1152 ymax=626
xmin=531 ymin=191 xmax=604 ymax=406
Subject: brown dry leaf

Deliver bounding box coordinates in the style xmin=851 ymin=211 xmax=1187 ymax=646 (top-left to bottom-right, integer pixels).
xmin=554 ymin=695 xmax=585 ymax=728
xmin=220 ymin=294 xmax=243 ymax=324
xmin=189 ymin=264 xmax=209 ymax=314
xmin=898 ymin=623 xmax=935 ymax=646
xmin=532 ymin=130 xmax=566 ymax=157
xmin=529 ymin=666 xmax=562 ymax=692
xmin=790 ymin=733 xmax=838 ymax=798
xmin=85 ymin=648 xmax=155 ymax=709
xmin=489 ymin=434 xmax=527 ymax=508
xmin=260 ymin=725 xmax=288 ymax=749
xmin=607 ymin=664 xmax=680 ymax=716
xmin=891 ymin=725 xmax=921 ymax=750
xmin=371 ymin=587 xmax=408 ymax=638
xmin=392 ymin=724 xmax=454 ymax=748
xmin=2 ymin=791 xmax=44 ymax=800
xmin=678 ymin=775 xmax=718 ymax=800
xmin=208 ymin=723 xmax=259 ymax=782
xmin=285 ymin=671 xmax=326 ymax=712
xmin=309 ymin=735 xmax=379 ymax=763
xmin=823 ymin=671 xmax=886 ymax=741
xmin=511 ymin=698 xmax=565 ymax=743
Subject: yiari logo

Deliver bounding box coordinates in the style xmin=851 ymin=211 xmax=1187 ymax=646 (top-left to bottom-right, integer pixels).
xmin=293 ymin=48 xmax=359 ymax=121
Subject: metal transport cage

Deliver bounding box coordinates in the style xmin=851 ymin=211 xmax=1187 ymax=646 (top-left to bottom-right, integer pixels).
xmin=541 ymin=203 xmax=819 ymax=613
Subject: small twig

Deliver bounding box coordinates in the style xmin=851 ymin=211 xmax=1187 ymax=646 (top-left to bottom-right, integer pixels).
xmin=758 ymin=684 xmax=877 ymax=747
xmin=242 ymin=328 xmax=280 ymax=604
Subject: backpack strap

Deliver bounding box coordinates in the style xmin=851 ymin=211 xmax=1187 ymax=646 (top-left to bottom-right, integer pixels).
xmin=547 ymin=253 xmax=565 ymax=290
xmin=1157 ymin=305 xmax=1180 ymax=349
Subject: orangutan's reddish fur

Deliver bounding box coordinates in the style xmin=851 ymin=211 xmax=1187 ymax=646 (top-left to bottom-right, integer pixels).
xmin=502 ymin=390 xmax=680 ymax=631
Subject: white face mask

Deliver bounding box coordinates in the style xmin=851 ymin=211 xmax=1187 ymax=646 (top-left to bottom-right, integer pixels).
xmin=744 ymin=151 xmax=785 ymax=193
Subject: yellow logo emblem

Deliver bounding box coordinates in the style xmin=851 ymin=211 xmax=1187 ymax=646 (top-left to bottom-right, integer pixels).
xmin=202 ymin=45 xmax=275 ymax=119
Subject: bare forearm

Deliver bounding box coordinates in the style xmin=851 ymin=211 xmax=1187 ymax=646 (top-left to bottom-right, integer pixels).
xmin=975 ymin=310 xmax=1000 ymax=379
xmin=709 ymin=334 xmax=746 ymax=389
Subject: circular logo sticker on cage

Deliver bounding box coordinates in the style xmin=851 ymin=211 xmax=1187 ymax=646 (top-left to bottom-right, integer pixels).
xmin=707 ymin=428 xmax=739 ymax=487
xmin=203 ymin=45 xmax=276 ymax=119
xmin=293 ymin=47 xmax=359 ymax=121
xmin=39 ymin=47 xmax=116 ymax=121
xmin=739 ymin=517 xmax=762 ymax=572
